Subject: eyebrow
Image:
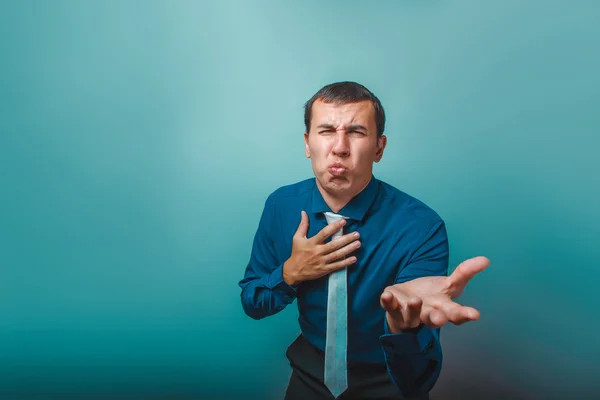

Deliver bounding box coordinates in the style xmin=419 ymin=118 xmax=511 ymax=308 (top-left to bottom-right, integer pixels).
xmin=316 ymin=123 xmax=337 ymax=130
xmin=346 ymin=124 xmax=367 ymax=132
xmin=316 ymin=123 xmax=368 ymax=132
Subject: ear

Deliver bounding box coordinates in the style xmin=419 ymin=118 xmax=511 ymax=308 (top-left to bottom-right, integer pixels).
xmin=374 ymin=135 xmax=387 ymax=162
xmin=304 ymin=132 xmax=311 ymax=158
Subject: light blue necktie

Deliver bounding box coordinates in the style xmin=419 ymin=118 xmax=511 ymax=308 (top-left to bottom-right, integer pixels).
xmin=323 ymin=212 xmax=348 ymax=398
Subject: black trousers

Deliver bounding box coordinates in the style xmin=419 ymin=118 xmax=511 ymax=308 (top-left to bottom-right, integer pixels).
xmin=284 ymin=334 xmax=429 ymax=400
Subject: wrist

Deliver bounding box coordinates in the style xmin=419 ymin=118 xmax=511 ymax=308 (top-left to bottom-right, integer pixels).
xmin=282 ymin=260 xmax=300 ymax=286
xmin=398 ymin=324 xmax=423 ymax=334
xmin=386 ymin=313 xmax=422 ymax=334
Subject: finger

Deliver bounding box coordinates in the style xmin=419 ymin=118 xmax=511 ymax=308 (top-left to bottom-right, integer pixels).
xmin=448 ymin=256 xmax=490 ymax=288
xmin=323 ymin=239 xmax=361 ymax=263
xmin=379 ymin=290 xmax=401 ymax=314
xmin=293 ymin=211 xmax=310 ymax=239
xmin=423 ymin=307 xmax=448 ymax=328
xmin=455 ymin=306 xmax=480 ymax=324
xmin=402 ymin=297 xmax=423 ymax=328
xmin=325 ymin=255 xmax=357 ymax=274
xmin=439 ymin=301 xmax=480 ymax=325
xmin=321 ymin=231 xmax=360 ymax=254
xmin=312 ymin=218 xmax=347 ymax=243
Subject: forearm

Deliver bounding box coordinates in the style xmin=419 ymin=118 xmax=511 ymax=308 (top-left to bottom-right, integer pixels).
xmin=380 ymin=321 xmax=443 ymax=398
xmin=239 ymin=263 xmax=298 ymax=320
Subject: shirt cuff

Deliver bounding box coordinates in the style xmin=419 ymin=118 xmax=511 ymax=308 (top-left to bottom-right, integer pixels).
xmin=267 ymin=263 xmax=298 ymax=299
xmin=380 ymin=318 xmax=438 ymax=359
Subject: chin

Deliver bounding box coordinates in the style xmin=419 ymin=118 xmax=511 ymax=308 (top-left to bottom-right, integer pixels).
xmin=324 ymin=175 xmax=352 ymax=191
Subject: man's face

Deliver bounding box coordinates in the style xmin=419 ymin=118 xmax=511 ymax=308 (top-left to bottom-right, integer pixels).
xmin=304 ymin=99 xmax=386 ymax=197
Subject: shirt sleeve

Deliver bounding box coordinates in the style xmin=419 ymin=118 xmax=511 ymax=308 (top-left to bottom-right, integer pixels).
xmin=379 ymin=219 xmax=449 ymax=398
xmin=238 ymin=194 xmax=298 ymax=320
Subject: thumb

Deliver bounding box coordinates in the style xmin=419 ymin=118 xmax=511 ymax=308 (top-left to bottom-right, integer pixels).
xmin=448 ymin=256 xmax=490 ymax=294
xmin=294 ymin=210 xmax=309 ymax=239
xmin=450 ymin=256 xmax=490 ymax=282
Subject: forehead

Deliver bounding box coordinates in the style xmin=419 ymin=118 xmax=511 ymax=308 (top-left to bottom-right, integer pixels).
xmin=310 ymin=99 xmax=376 ymax=128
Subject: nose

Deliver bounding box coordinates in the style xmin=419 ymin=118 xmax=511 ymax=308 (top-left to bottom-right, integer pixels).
xmin=332 ymin=131 xmax=350 ymax=157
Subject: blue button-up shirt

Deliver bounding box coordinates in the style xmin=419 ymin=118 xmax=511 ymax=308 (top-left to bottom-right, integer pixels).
xmin=239 ymin=175 xmax=448 ymax=397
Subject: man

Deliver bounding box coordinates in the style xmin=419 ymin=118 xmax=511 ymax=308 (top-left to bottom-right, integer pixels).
xmin=238 ymin=81 xmax=489 ymax=400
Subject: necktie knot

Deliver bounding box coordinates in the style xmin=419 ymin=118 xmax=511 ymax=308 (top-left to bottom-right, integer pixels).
xmin=323 ymin=211 xmax=347 ymax=225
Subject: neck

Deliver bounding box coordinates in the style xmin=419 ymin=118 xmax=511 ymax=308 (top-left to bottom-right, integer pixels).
xmin=316 ymin=175 xmax=372 ymax=213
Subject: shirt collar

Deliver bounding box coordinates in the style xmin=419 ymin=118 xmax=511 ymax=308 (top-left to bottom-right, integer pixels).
xmin=310 ymin=175 xmax=379 ymax=222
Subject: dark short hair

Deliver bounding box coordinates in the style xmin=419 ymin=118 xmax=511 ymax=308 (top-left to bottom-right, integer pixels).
xmin=304 ymin=81 xmax=386 ymax=137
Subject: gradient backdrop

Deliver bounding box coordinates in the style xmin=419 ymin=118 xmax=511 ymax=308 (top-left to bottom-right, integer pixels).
xmin=1 ymin=1 xmax=599 ymax=399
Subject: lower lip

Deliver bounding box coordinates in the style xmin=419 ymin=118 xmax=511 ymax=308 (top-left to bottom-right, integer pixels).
xmin=328 ymin=167 xmax=347 ymax=175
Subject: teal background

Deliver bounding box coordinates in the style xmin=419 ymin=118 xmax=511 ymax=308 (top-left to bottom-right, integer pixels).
xmin=1 ymin=1 xmax=599 ymax=399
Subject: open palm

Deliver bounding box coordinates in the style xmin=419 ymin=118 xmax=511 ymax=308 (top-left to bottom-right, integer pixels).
xmin=380 ymin=256 xmax=490 ymax=333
